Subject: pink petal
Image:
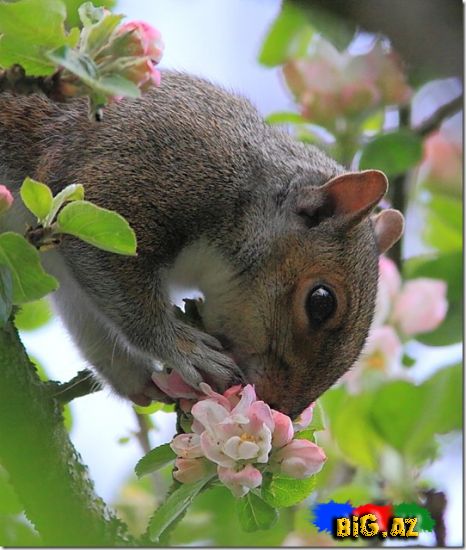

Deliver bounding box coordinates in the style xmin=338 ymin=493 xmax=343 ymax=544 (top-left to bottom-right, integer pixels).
xmin=217 ymin=464 xmax=262 ymax=498
xmin=274 ymin=439 xmax=326 ymax=479
xmin=173 ymin=458 xmax=208 ymax=484
xmin=271 ymin=410 xmax=294 ymax=447
xmin=199 ymin=382 xmax=232 ymax=410
xmin=199 ymin=431 xmax=235 ymax=468
xmin=293 ymin=403 xmax=315 ymax=431
xmin=151 ymin=371 xmax=200 ymax=399
xmin=170 ymin=433 xmax=203 ymax=459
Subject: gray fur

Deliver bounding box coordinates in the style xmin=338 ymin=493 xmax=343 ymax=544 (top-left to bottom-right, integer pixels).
xmin=0 ymin=71 xmax=389 ymax=416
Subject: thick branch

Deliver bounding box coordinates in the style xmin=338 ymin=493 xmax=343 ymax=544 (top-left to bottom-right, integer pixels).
xmin=0 ymin=322 xmax=135 ymax=546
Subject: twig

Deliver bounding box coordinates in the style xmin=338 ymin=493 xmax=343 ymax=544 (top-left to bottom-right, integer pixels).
xmin=415 ymin=94 xmax=463 ymax=137
xmin=52 ymin=369 xmax=102 ymax=404
xmin=0 ymin=64 xmax=68 ymax=101
xmin=423 ymin=489 xmax=447 ymax=546
xmin=134 ymin=410 xmax=152 ymax=455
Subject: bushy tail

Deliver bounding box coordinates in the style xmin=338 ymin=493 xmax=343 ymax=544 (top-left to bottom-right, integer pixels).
xmin=0 ymin=93 xmax=61 ymax=187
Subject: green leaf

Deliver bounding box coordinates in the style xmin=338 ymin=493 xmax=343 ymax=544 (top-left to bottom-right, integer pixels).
xmin=20 ymin=177 xmax=53 ymax=221
xmin=265 ymin=111 xmax=305 ymax=125
xmin=62 ymin=0 xmax=115 ymax=28
xmin=46 ymin=183 xmax=85 ymax=225
xmin=331 ymin=393 xmax=381 ymax=471
xmin=258 ymin=2 xmax=313 ymax=66
xmin=0 ymin=264 xmax=13 ymax=326
xmin=0 ymin=232 xmax=58 ymax=303
xmin=47 ymin=46 xmax=99 ymax=86
xmin=148 ymin=476 xmax=213 ymax=542
xmin=0 ymin=0 xmax=79 ymax=75
xmin=424 ymin=193 xmax=462 ymax=252
xmin=359 ymin=130 xmax=423 ymax=177
xmin=97 ymin=74 xmax=141 ymax=98
xmin=80 ymin=10 xmax=123 ymax=55
xmin=14 ymin=298 xmax=53 ymax=331
xmin=133 ymin=401 xmax=176 ymax=415
xmin=370 ymin=368 xmax=462 ymax=464
xmin=236 ymin=492 xmax=278 ymax=532
xmin=135 ymin=443 xmax=176 ymax=478
xmin=261 ymin=473 xmax=315 ymax=508
xmin=56 ymin=200 xmax=137 ymax=255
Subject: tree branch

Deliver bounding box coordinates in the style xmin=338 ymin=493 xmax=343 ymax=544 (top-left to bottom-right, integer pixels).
xmin=0 ymin=64 xmax=68 ymax=102
xmin=415 ymin=94 xmax=463 ymax=137
xmin=51 ymin=369 xmax=101 ymax=404
xmin=0 ymin=322 xmax=135 ymax=546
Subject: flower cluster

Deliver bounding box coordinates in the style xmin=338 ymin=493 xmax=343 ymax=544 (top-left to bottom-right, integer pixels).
xmin=344 ymin=256 xmax=448 ymax=392
xmin=59 ymin=11 xmax=164 ymax=105
xmin=169 ymin=383 xmax=326 ymax=497
xmin=0 ymin=185 xmax=13 ymax=215
xmin=282 ymin=38 xmax=411 ymax=128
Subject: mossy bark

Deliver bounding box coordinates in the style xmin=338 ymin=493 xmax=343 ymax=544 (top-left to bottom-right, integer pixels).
xmin=0 ymin=321 xmax=134 ymax=546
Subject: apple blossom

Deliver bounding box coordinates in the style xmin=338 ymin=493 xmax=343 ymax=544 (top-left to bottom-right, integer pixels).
xmin=173 ymin=457 xmax=211 ymax=484
xmin=283 ymin=38 xmax=411 ymax=128
xmin=116 ymin=21 xmax=164 ymax=62
xmin=273 ymin=439 xmax=326 ymax=479
xmin=217 ymin=464 xmax=263 ymax=498
xmin=392 ymin=279 xmax=448 ymax=336
xmin=0 ymin=185 xmax=13 ymax=215
xmin=170 ymin=383 xmax=326 ymax=497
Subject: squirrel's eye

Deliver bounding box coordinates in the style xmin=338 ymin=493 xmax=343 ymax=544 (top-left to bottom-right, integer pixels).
xmin=305 ymin=285 xmax=336 ymax=326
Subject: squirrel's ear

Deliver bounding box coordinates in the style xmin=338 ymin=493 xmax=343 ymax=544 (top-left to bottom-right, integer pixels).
xmin=372 ymin=208 xmax=405 ymax=254
xmin=297 ymin=170 xmax=388 ymax=228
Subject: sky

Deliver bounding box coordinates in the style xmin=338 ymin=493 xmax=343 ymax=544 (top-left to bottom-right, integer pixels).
xmin=18 ymin=0 xmax=462 ymax=545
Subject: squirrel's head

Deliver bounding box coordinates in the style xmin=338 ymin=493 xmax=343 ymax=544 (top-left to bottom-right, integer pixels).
xmin=202 ymin=170 xmax=404 ymax=418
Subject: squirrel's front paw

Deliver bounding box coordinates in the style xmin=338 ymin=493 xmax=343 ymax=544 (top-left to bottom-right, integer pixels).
xmin=169 ymin=326 xmax=244 ymax=392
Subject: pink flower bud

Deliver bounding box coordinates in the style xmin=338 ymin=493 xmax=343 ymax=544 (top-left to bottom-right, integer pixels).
xmin=117 ymin=21 xmax=164 ymax=62
xmin=170 ymin=433 xmax=203 ymax=459
xmin=173 ymin=458 xmax=209 ymax=484
xmin=271 ymin=410 xmax=294 ymax=448
xmin=373 ymin=256 xmax=402 ymax=327
xmin=217 ymin=464 xmax=262 ymax=498
xmin=274 ymin=439 xmax=326 ymax=479
xmin=0 ymin=185 xmax=13 ymax=215
xmin=293 ymin=403 xmax=315 ymax=432
xmin=392 ymin=278 xmax=448 ymax=336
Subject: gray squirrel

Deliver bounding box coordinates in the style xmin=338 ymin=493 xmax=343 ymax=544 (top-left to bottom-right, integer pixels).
xmin=0 ymin=71 xmax=403 ymax=418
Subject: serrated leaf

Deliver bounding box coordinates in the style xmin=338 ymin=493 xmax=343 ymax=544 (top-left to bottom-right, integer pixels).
xmin=0 ymin=0 xmax=79 ymax=75
xmin=80 ymin=10 xmax=123 ymax=55
xmin=261 ymin=473 xmax=316 ymax=508
xmin=148 ymin=476 xmax=213 ymax=542
xmin=0 ymin=232 xmax=58 ymax=303
xmin=237 ymin=492 xmax=278 ymax=532
xmin=0 ymin=264 xmax=13 ymax=326
xmin=47 ymin=46 xmax=99 ymax=85
xmin=14 ymin=298 xmax=53 ymax=331
xmin=45 ymin=183 xmax=85 ymax=225
xmin=259 ymin=2 xmax=313 ymax=67
xmin=20 ymin=177 xmax=53 ymax=221
xmin=56 ymin=200 xmax=137 ymax=255
xmin=359 ymin=130 xmax=423 ymax=177
xmin=135 ymin=443 xmax=176 ymax=478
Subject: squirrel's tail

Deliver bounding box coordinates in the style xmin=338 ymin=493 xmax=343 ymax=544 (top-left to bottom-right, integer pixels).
xmin=0 ymin=93 xmax=61 ymax=187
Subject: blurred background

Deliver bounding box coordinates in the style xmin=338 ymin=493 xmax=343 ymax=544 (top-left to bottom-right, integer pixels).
xmin=11 ymin=0 xmax=462 ymax=546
